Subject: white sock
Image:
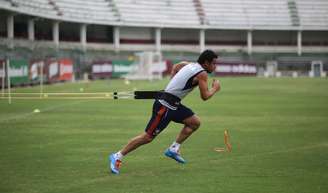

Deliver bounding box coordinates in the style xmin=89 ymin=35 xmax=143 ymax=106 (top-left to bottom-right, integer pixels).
xmin=169 ymin=142 xmax=181 ymax=153
xmin=114 ymin=151 xmax=123 ymax=160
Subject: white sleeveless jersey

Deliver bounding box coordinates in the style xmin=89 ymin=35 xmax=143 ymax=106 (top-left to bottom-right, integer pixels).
xmin=164 ymin=62 xmax=205 ymax=99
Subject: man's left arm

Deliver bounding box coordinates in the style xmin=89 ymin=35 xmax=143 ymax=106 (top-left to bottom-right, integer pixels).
xmin=197 ymin=72 xmax=221 ymax=101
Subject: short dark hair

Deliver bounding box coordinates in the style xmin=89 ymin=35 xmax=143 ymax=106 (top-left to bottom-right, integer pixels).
xmin=197 ymin=49 xmax=218 ymax=64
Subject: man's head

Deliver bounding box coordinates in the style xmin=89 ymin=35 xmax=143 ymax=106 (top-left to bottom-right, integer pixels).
xmin=197 ymin=49 xmax=218 ymax=73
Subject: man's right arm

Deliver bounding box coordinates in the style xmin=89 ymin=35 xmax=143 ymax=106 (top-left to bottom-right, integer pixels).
xmin=197 ymin=72 xmax=220 ymax=101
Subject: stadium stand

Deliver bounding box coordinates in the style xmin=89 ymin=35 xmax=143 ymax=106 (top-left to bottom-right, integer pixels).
xmin=202 ymin=0 xmax=292 ymax=29
xmin=0 ymin=0 xmax=200 ymax=27
xmin=296 ymin=0 xmax=328 ymax=28
xmin=53 ymin=0 xmax=117 ymax=23
xmin=1 ymin=0 xmax=327 ymax=29
xmin=0 ymin=0 xmax=119 ymax=24
xmin=1 ymin=0 xmax=59 ymax=19
xmin=115 ymin=0 xmax=200 ymax=27
xmin=0 ymin=0 xmax=327 ymax=55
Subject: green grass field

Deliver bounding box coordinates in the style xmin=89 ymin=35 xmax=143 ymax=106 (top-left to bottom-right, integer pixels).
xmin=1 ymin=77 xmax=328 ymax=193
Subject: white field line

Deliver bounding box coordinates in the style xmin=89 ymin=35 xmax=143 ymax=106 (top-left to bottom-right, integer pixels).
xmin=0 ymin=100 xmax=86 ymax=123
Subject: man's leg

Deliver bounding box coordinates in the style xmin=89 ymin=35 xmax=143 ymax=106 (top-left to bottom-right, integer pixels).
xmin=109 ymin=132 xmax=153 ymax=174
xmin=165 ymin=115 xmax=200 ymax=163
xmin=176 ymin=115 xmax=201 ymax=144
xmin=109 ymin=100 xmax=170 ymax=174
xmin=120 ymin=132 xmax=154 ymax=155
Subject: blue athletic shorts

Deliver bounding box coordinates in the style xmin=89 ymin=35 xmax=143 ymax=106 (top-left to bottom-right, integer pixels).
xmin=145 ymin=100 xmax=194 ymax=138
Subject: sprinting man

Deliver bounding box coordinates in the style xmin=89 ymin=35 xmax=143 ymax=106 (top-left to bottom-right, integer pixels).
xmin=109 ymin=49 xmax=221 ymax=174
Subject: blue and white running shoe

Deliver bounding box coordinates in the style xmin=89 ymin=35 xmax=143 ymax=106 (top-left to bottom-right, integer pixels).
xmin=109 ymin=154 xmax=121 ymax=174
xmin=164 ymin=149 xmax=186 ymax=164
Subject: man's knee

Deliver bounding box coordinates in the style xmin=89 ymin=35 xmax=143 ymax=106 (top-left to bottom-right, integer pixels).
xmin=142 ymin=133 xmax=155 ymax=143
xmin=184 ymin=116 xmax=201 ymax=131
xmin=191 ymin=117 xmax=201 ymax=130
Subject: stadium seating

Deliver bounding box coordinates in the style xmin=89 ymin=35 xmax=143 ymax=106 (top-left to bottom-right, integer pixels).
xmin=202 ymin=0 xmax=292 ymax=29
xmin=1 ymin=0 xmax=58 ymax=16
xmin=115 ymin=0 xmax=200 ymax=26
xmin=296 ymin=0 xmax=328 ymax=28
xmin=0 ymin=0 xmax=327 ymax=54
xmin=0 ymin=0 xmax=119 ymax=24
xmin=54 ymin=0 xmax=117 ymax=22
xmin=1 ymin=0 xmax=327 ymax=29
xmin=0 ymin=0 xmax=200 ymax=26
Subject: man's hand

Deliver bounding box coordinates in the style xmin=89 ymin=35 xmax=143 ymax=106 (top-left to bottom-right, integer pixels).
xmin=211 ymin=79 xmax=221 ymax=93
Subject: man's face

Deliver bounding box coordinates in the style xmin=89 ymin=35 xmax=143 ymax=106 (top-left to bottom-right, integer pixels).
xmin=204 ymin=58 xmax=217 ymax=73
